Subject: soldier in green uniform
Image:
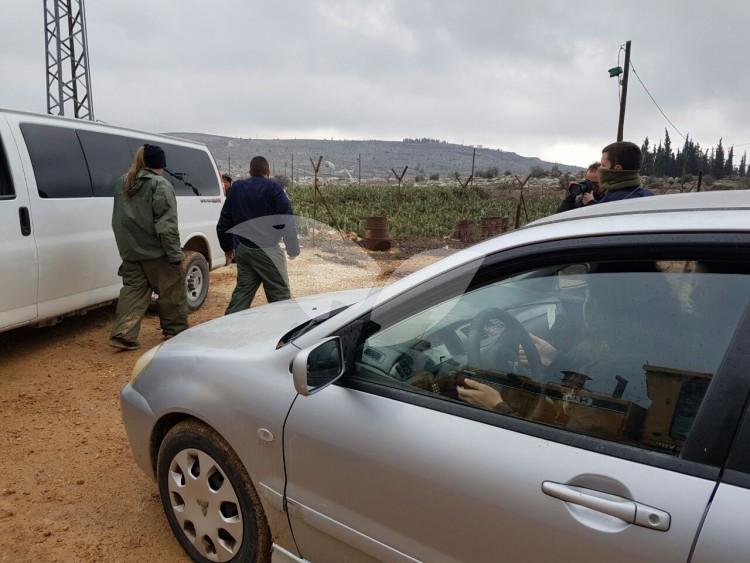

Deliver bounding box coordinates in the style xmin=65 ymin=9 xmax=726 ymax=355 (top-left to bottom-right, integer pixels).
xmin=110 ymin=144 xmax=188 ymax=350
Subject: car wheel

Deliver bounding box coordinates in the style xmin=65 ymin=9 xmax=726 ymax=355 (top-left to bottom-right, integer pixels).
xmin=157 ymin=420 xmax=271 ymax=563
xmin=182 ymin=251 xmax=209 ymax=312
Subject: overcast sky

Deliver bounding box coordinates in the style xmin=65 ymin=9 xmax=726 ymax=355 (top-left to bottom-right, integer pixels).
xmin=2 ymin=0 xmax=748 ymax=167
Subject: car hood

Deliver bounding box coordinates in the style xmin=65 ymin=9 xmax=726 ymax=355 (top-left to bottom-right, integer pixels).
xmin=161 ymin=287 xmax=378 ymax=353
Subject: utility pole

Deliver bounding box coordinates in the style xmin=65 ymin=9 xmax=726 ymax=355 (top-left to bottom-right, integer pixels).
xmin=290 ymin=153 xmax=294 ymax=189
xmin=470 ymin=147 xmax=476 ymax=188
xmin=358 ymin=153 xmax=361 ymax=186
xmin=616 ymin=40 xmax=631 ymax=142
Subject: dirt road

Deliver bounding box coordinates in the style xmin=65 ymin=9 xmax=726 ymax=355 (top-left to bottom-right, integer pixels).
xmin=0 ymin=245 xmax=448 ymax=562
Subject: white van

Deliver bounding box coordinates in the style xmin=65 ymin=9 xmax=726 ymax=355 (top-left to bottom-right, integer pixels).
xmin=0 ymin=108 xmax=225 ymax=334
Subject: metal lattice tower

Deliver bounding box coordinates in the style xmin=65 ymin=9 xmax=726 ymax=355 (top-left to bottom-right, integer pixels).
xmin=44 ymin=0 xmax=94 ymax=120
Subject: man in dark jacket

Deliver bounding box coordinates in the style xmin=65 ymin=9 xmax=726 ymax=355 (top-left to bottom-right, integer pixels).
xmin=593 ymin=141 xmax=653 ymax=203
xmin=110 ymin=144 xmax=187 ymax=350
xmin=217 ymin=156 xmax=300 ymax=314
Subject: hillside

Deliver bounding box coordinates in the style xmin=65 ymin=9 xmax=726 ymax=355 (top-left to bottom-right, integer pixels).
xmin=166 ymin=133 xmax=582 ymax=181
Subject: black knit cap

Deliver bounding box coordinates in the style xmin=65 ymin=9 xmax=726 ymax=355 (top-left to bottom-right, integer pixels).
xmin=143 ymin=144 xmax=166 ymax=169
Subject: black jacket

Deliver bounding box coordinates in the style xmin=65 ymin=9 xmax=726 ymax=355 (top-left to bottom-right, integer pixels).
xmin=216 ymin=177 xmax=300 ymax=255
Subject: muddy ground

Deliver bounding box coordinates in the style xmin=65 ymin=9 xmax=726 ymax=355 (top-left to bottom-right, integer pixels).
xmin=0 ymin=243 xmax=450 ymax=562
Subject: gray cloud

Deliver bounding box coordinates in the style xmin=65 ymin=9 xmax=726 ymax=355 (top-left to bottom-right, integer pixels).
xmin=2 ymin=0 xmax=749 ymax=167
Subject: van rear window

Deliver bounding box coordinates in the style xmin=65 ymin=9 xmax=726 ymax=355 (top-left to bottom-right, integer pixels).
xmin=21 ymin=123 xmax=92 ymax=198
xmin=0 ymin=134 xmax=14 ymax=199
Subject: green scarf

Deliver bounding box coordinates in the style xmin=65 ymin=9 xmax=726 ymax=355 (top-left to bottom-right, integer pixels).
xmin=599 ymin=168 xmax=641 ymax=192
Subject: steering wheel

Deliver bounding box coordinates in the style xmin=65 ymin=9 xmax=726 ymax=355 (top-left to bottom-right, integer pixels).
xmin=467 ymin=308 xmax=543 ymax=376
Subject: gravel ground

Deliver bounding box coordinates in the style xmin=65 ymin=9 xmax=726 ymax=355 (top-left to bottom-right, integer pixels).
xmin=0 ymin=244 xmax=450 ymax=562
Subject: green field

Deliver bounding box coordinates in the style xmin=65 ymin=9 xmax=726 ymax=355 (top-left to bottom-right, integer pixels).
xmin=288 ymin=184 xmax=560 ymax=238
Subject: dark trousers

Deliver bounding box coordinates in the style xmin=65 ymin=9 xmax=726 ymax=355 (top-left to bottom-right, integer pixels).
xmin=111 ymin=257 xmax=188 ymax=341
xmin=225 ymin=244 xmax=291 ymax=315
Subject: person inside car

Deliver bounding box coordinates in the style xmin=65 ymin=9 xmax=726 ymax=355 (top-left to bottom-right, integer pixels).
xmin=458 ymin=261 xmax=679 ymax=413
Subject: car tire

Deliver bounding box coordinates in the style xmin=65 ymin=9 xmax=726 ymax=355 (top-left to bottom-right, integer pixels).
xmin=182 ymin=251 xmax=210 ymax=312
xmin=157 ymin=420 xmax=272 ymax=563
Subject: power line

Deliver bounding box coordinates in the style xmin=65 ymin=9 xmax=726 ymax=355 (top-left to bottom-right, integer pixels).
xmin=629 ymin=59 xmax=687 ymax=141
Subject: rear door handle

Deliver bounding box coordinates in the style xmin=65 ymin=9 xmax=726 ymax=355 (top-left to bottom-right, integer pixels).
xmin=542 ymin=481 xmax=670 ymax=531
xmin=19 ymin=206 xmax=31 ymax=236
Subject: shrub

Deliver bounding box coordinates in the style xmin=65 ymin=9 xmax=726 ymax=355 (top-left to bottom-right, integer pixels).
xmin=477 ymin=166 xmax=499 ymax=179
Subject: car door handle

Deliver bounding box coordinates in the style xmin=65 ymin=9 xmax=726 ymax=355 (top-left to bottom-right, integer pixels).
xmin=19 ymin=206 xmax=31 ymax=236
xmin=542 ymin=481 xmax=670 ymax=531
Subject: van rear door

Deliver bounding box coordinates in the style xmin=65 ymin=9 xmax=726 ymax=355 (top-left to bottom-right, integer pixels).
xmin=0 ymin=117 xmax=38 ymax=331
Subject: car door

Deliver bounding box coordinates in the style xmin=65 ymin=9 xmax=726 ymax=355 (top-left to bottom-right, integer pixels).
xmin=691 ymin=363 xmax=750 ymax=562
xmin=283 ymin=237 xmax=750 ymax=563
xmin=0 ymin=118 xmax=38 ymax=331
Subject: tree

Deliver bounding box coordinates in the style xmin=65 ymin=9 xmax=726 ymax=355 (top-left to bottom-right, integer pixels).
xmin=641 ymin=137 xmax=654 ymax=175
xmin=653 ymin=141 xmax=665 ymax=176
xmin=740 ymin=151 xmax=747 ymax=177
xmin=662 ymin=129 xmax=673 ymax=176
xmin=685 ymin=137 xmax=700 ymax=176
xmin=725 ymin=146 xmax=735 ymax=176
xmin=713 ymin=139 xmax=725 ymax=179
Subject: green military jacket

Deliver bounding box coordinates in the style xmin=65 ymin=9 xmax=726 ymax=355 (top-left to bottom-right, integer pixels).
xmin=111 ymin=169 xmax=183 ymax=263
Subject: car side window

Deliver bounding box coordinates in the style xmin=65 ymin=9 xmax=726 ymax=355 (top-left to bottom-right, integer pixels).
xmin=20 ymin=123 xmax=93 ymax=198
xmin=0 ymin=133 xmax=14 ymax=199
xmin=77 ymin=130 xmax=133 ymax=197
xmin=351 ymin=259 xmax=750 ymax=457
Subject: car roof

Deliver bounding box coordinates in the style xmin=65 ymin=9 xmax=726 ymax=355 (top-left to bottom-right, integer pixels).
xmin=0 ymin=106 xmax=206 ymax=148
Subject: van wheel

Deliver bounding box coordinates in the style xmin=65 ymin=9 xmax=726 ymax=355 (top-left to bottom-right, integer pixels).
xmin=182 ymin=251 xmax=210 ymax=312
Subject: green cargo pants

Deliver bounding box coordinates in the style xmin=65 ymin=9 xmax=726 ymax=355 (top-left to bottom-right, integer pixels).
xmin=225 ymin=244 xmax=291 ymax=315
xmin=111 ymin=257 xmax=188 ymax=341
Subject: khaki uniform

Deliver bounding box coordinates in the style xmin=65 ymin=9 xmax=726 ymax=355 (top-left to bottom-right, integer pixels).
xmin=111 ymin=169 xmax=187 ymax=341
xmin=225 ymin=244 xmax=291 ymax=315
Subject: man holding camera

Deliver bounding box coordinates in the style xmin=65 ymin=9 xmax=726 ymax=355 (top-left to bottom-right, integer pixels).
xmin=557 ymin=162 xmax=602 ymax=213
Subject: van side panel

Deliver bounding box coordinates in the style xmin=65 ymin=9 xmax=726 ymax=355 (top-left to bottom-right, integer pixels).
xmin=14 ymin=119 xmax=123 ymax=321
xmin=0 ymin=116 xmax=39 ymax=331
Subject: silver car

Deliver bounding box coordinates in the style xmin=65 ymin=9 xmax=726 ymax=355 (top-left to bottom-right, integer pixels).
xmin=121 ymin=191 xmax=750 ymax=563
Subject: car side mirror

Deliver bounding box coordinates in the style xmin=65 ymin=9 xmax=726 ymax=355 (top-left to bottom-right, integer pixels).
xmin=292 ymin=336 xmax=345 ymax=396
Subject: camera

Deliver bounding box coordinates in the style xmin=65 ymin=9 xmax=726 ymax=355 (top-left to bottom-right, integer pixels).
xmin=568 ymin=179 xmax=597 ymax=197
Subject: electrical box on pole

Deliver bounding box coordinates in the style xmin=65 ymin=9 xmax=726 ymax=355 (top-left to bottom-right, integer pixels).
xmin=44 ymin=0 xmax=95 ymax=120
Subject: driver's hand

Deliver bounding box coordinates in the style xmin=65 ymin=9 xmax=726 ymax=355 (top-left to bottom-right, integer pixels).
xmin=457 ymin=378 xmax=505 ymax=411
xmin=518 ymin=334 xmax=558 ymax=368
